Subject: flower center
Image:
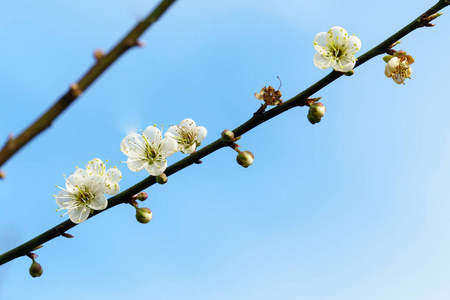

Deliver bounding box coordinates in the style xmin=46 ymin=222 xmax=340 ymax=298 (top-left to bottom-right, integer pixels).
xmin=141 ymin=133 xmax=160 ymax=164
xmin=327 ymin=42 xmax=345 ymax=60
xmin=76 ymin=186 xmax=94 ymax=204
xmin=178 ymin=127 xmax=195 ymax=147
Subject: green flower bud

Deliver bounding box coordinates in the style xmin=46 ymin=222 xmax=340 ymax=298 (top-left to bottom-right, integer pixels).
xmin=221 ymin=129 xmax=235 ymax=142
xmin=156 ymin=173 xmax=168 ymax=185
xmin=29 ymin=260 xmax=43 ymax=278
xmin=307 ymin=112 xmax=321 ymax=124
xmin=136 ymin=207 xmax=153 ymax=224
xmin=309 ymin=102 xmax=326 ymax=119
xmin=236 ymin=151 xmax=254 ymax=168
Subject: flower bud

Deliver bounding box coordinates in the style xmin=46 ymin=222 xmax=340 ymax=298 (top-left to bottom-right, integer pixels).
xmin=135 ymin=207 xmax=153 ymax=224
xmin=309 ymin=102 xmax=326 ymax=118
xmin=136 ymin=192 xmax=148 ymax=201
xmin=156 ymin=173 xmax=168 ymax=185
xmin=221 ymin=129 xmax=235 ymax=142
xmin=236 ymin=151 xmax=254 ymax=168
xmin=0 ymin=170 xmax=5 ymax=179
xmin=29 ymin=260 xmax=43 ymax=278
xmin=307 ymin=112 xmax=321 ymax=124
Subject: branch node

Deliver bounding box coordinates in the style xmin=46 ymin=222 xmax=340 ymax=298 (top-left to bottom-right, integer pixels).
xmin=70 ymin=83 xmax=83 ymax=97
xmin=93 ymin=49 xmax=106 ymax=61
xmin=57 ymin=226 xmax=74 ymax=238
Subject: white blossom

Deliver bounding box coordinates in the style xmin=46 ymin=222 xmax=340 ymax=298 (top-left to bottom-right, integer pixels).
xmin=165 ymin=118 xmax=207 ymax=154
xmin=55 ymin=169 xmax=108 ymax=224
xmin=313 ymin=26 xmax=361 ymax=72
xmin=120 ymin=126 xmax=177 ymax=176
xmin=384 ymin=56 xmax=412 ymax=84
xmin=85 ymin=158 xmax=122 ymax=195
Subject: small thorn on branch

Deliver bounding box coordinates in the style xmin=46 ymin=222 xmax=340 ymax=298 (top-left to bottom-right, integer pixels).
xmin=194 ymin=160 xmax=203 ymax=164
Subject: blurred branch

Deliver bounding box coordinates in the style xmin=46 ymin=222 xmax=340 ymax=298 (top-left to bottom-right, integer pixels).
xmin=0 ymin=0 xmax=448 ymax=267
xmin=0 ymin=0 xmax=177 ymax=168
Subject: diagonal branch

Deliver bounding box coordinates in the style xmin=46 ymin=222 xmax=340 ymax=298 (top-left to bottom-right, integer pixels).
xmin=0 ymin=0 xmax=177 ymax=168
xmin=0 ymin=0 xmax=448 ymax=267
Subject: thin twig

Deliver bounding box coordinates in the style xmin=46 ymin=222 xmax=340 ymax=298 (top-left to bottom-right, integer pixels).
xmin=0 ymin=0 xmax=177 ymax=168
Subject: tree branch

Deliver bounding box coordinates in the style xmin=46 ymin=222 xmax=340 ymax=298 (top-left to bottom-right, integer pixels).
xmin=0 ymin=0 xmax=177 ymax=168
xmin=0 ymin=0 xmax=448 ymax=267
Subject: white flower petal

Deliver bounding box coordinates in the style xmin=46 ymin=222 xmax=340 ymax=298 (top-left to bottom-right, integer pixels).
xmin=143 ymin=126 xmax=162 ymax=144
xmin=86 ymin=175 xmax=106 ymax=195
xmin=335 ymin=58 xmax=356 ymax=72
xmin=55 ymin=191 xmax=73 ymax=208
xmin=127 ymin=157 xmax=147 ymax=172
xmin=327 ymin=26 xmax=348 ymax=47
xmin=68 ymin=206 xmax=90 ymax=224
xmin=196 ymin=126 xmax=207 ymax=143
xmin=145 ymin=159 xmax=167 ymax=176
xmin=86 ymin=158 xmax=104 ymax=177
xmin=65 ymin=170 xmax=86 ymax=191
xmin=105 ymin=167 xmax=122 ymax=185
xmin=164 ymin=127 xmax=178 ymax=139
xmin=182 ymin=144 xmax=196 ymax=154
xmin=313 ymin=52 xmax=332 ymax=69
xmin=105 ymin=184 xmax=120 ymax=196
xmin=313 ymin=32 xmax=328 ymax=53
xmin=347 ymin=35 xmax=361 ymax=53
xmin=88 ymin=194 xmax=107 ymax=210
xmin=121 ymin=133 xmax=146 ymax=157
xmin=160 ymin=137 xmax=178 ymax=158
xmin=180 ymin=118 xmax=196 ymax=131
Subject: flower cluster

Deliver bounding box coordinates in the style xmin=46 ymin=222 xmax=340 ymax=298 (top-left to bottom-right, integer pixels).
xmin=120 ymin=118 xmax=207 ymax=175
xmin=313 ymin=26 xmax=361 ymax=72
xmin=54 ymin=158 xmax=122 ymax=224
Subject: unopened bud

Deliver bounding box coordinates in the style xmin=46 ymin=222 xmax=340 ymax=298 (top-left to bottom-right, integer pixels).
xmin=236 ymin=151 xmax=254 ymax=168
xmin=307 ymin=113 xmax=321 ymax=124
xmin=310 ymin=102 xmax=326 ymax=118
xmin=156 ymin=173 xmax=168 ymax=185
xmin=136 ymin=207 xmax=153 ymax=224
xmin=136 ymin=192 xmax=148 ymax=201
xmin=29 ymin=260 xmax=43 ymax=278
xmin=0 ymin=170 xmax=5 ymax=179
xmin=308 ymin=102 xmax=326 ymax=125
xmin=221 ymin=129 xmax=235 ymax=142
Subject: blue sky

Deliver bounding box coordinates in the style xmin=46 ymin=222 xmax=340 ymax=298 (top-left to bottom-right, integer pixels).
xmin=1 ymin=0 xmax=450 ymax=299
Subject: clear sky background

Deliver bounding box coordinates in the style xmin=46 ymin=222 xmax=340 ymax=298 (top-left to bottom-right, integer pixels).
xmin=1 ymin=0 xmax=450 ymax=299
